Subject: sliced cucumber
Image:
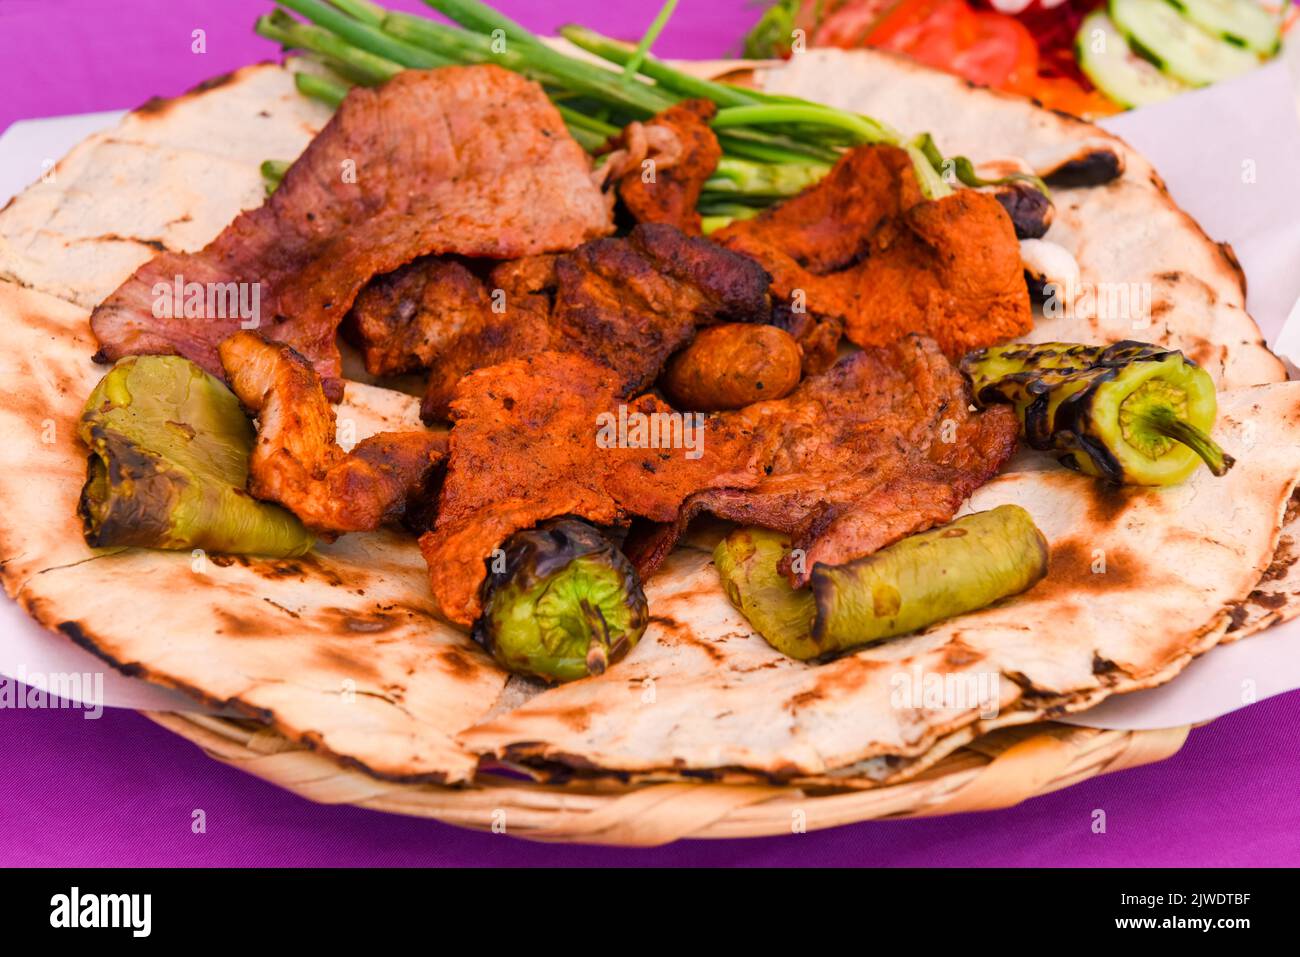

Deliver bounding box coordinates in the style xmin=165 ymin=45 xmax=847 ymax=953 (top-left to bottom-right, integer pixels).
xmin=1076 ymin=11 xmax=1191 ymax=108
xmin=1109 ymin=0 xmax=1261 ymax=86
xmin=1167 ymin=0 xmax=1283 ymax=55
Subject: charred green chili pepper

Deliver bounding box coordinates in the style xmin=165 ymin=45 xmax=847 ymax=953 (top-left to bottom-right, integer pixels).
xmin=713 ymin=528 xmax=819 ymax=660
xmin=78 ymin=355 xmax=313 ymax=556
xmin=474 ymin=518 xmax=648 ymax=683
xmin=961 ymin=341 xmax=1233 ymax=486
xmin=714 ymin=506 xmax=1048 ymax=660
xmin=811 ymin=506 xmax=1048 ymax=652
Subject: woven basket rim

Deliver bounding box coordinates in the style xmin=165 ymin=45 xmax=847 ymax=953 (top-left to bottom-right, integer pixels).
xmin=143 ymin=710 xmax=1190 ymax=845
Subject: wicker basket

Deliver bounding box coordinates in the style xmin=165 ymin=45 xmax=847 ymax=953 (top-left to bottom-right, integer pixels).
xmin=143 ymin=712 xmax=1189 ymax=845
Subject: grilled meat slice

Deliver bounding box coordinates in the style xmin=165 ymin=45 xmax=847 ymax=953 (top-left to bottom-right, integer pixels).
xmin=836 ymin=189 xmax=1033 ymax=357
xmin=718 ymin=144 xmax=923 ymax=280
xmin=92 ymin=66 xmax=613 ymax=399
xmin=357 ymin=224 xmax=772 ymax=423
xmin=219 ymin=331 xmax=446 ymax=537
xmin=610 ymin=100 xmax=722 ymax=235
xmin=549 ymin=222 xmax=772 ymax=397
xmin=716 ymin=144 xmax=1030 ymax=360
xmin=418 ymin=256 xmax=557 ymax=422
xmin=346 ymin=257 xmax=493 ymax=377
xmin=419 ymin=350 xmax=769 ymax=625
xmin=623 ymin=335 xmax=1021 ymax=584
xmin=488 ymin=254 xmax=559 ymax=298
xmin=420 ymin=336 xmax=1015 ymax=625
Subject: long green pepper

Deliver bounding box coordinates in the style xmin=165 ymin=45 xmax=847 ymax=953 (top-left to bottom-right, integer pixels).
xmin=961 ymin=341 xmax=1234 ymax=487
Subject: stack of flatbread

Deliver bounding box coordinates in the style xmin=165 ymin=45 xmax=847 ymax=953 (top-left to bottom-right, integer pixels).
xmin=2 ymin=51 xmax=1298 ymax=791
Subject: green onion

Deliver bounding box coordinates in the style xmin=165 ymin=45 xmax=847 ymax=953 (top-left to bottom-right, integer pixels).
xmin=560 ymin=24 xmax=757 ymax=108
xmin=325 ymin=0 xmax=386 ymax=26
xmin=294 ymin=70 xmax=351 ymax=107
xmin=423 ymin=0 xmax=674 ymax=115
xmin=705 ymin=156 xmax=830 ymax=199
xmin=554 ymin=104 xmax=620 ymax=140
xmin=621 ymin=0 xmax=679 ymax=81
xmin=384 ymin=11 xmax=668 ymax=114
xmin=276 ymin=0 xmax=450 ymax=68
xmin=951 ymin=156 xmax=1050 ymax=196
xmin=257 ymin=11 xmax=401 ymax=84
xmin=699 ymin=202 xmax=761 ymax=235
xmin=422 ymin=0 xmax=532 ymax=44
xmin=261 ymin=158 xmax=291 ymax=194
xmin=715 ymin=131 xmax=837 ymax=165
xmin=713 ymin=103 xmax=898 ymax=147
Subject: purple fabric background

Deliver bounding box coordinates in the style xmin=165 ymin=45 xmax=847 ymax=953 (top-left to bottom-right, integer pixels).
xmin=2 ymin=0 xmax=1299 ymax=866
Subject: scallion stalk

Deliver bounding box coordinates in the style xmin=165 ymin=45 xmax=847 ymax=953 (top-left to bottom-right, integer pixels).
xmin=294 ymin=70 xmax=351 ymax=107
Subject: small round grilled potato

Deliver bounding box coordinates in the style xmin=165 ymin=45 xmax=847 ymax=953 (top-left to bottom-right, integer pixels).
xmin=662 ymin=323 xmax=802 ymax=411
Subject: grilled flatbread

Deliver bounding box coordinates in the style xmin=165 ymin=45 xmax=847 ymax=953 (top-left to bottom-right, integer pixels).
xmin=0 ymin=64 xmax=332 ymax=309
xmin=0 ymin=52 xmax=1296 ymax=787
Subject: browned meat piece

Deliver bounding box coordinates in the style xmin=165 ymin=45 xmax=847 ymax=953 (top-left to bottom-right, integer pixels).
xmin=418 ymin=257 xmax=557 ymax=422
xmin=549 ymin=222 xmax=772 ymax=397
xmin=611 ymin=100 xmax=721 ymax=235
xmin=718 ymin=144 xmax=923 ymax=282
xmin=716 ymin=144 xmax=1030 ymax=360
xmin=419 ymin=351 xmax=770 ymax=625
xmin=623 ymin=334 xmax=1020 ymax=585
xmin=489 ymin=254 xmax=558 ymax=297
xmin=346 ymin=258 xmax=491 ymax=377
xmin=422 ymin=335 xmax=1015 ymax=625
xmin=404 ymin=223 xmax=771 ymax=422
xmin=219 ymin=331 xmax=446 ymax=537
xmin=836 ymin=189 xmax=1033 ymax=357
xmin=92 ymin=66 xmax=613 ymax=399
xmin=768 ymin=302 xmax=844 ymax=376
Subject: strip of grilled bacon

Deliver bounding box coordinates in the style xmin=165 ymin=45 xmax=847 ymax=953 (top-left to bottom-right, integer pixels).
xmin=93 ymin=66 xmax=613 ymax=400
xmin=219 ymin=331 xmax=445 ymax=538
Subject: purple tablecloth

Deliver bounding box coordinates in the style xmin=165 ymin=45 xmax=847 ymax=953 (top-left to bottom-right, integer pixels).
xmin=2 ymin=0 xmax=1299 ymax=866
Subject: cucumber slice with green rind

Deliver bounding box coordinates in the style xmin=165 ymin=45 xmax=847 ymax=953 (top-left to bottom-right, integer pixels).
xmin=1076 ymin=11 xmax=1191 ymax=108
xmin=1167 ymin=0 xmax=1282 ymax=56
xmin=1109 ymin=0 xmax=1261 ymax=86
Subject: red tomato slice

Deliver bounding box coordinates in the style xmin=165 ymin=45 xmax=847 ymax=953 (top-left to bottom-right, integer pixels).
xmin=869 ymin=0 xmax=978 ymax=47
xmin=809 ymin=0 xmax=1054 ymax=104
xmin=812 ymin=0 xmax=908 ymax=48
xmin=946 ymin=13 xmax=1039 ymax=90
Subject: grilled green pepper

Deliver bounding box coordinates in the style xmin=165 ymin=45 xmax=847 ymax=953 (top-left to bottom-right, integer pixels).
xmin=714 ymin=506 xmax=1048 ymax=660
xmin=475 ymin=519 xmax=648 ymax=683
xmin=812 ymin=506 xmax=1048 ymax=651
xmin=961 ymin=341 xmax=1233 ymax=486
xmin=78 ymin=355 xmax=313 ymax=557
xmin=713 ymin=528 xmax=819 ymax=660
